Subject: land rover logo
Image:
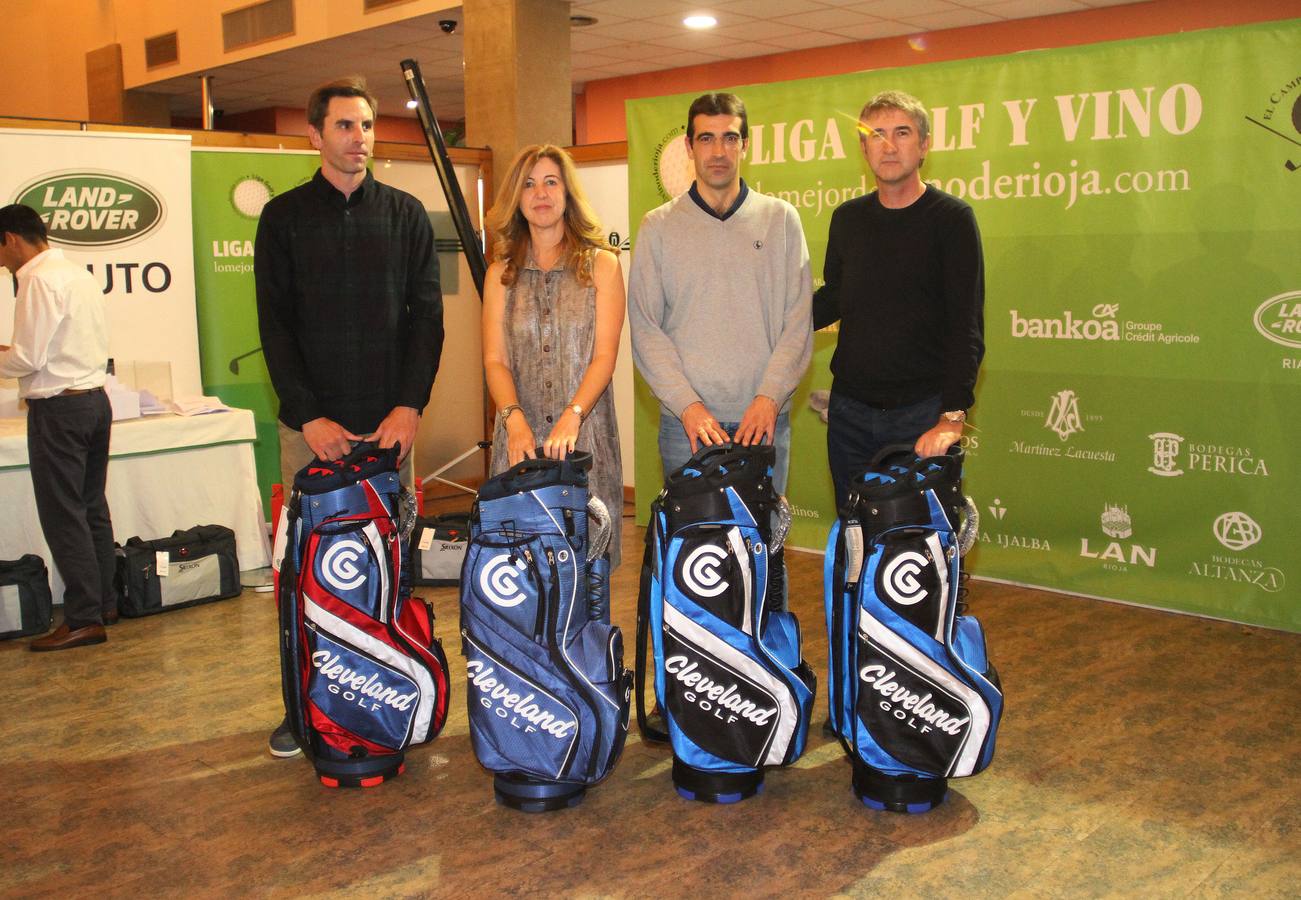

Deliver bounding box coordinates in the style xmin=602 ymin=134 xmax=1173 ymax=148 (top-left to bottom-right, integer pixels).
xmin=14 ymin=172 xmax=165 ymax=247
xmin=1252 ymin=290 xmax=1301 ymax=349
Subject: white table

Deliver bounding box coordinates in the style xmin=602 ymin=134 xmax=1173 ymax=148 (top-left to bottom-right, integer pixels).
xmin=0 ymin=408 xmax=272 ymax=604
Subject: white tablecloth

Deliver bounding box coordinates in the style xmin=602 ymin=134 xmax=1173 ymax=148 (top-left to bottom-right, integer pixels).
xmin=0 ymin=408 xmax=271 ymax=604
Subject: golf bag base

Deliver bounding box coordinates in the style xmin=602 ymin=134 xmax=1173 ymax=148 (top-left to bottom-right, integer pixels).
xmin=317 ymin=754 xmax=406 ymax=789
xmin=493 ymin=772 xmax=587 ymax=813
xmin=852 ymin=758 xmax=948 ymax=814
xmin=673 ymin=757 xmax=763 ymax=805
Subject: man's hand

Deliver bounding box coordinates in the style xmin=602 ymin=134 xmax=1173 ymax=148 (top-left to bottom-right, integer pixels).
xmin=367 ymin=406 xmax=420 ymax=462
xmin=914 ymin=419 xmax=963 ymax=459
xmin=733 ymin=395 xmax=778 ymax=446
xmin=680 ymin=401 xmax=729 ymax=453
xmin=302 ymin=417 xmax=363 ymax=461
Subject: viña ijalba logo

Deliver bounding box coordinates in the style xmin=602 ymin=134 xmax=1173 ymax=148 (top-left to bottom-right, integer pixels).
xmin=14 ymin=171 xmax=164 ymax=247
xmin=1213 ymin=512 xmax=1262 ymax=552
xmin=1253 ymin=290 xmax=1301 ymax=350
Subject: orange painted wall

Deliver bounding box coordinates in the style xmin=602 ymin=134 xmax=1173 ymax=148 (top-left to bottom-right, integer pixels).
xmin=576 ymin=0 xmax=1301 ymax=144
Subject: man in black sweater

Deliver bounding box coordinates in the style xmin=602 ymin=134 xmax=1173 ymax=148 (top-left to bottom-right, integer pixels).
xmin=254 ymin=76 xmax=444 ymax=757
xmin=813 ymin=90 xmax=985 ymax=511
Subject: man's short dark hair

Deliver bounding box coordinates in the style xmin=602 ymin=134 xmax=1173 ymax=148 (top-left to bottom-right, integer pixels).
xmin=307 ymin=77 xmax=378 ymax=131
xmin=687 ymin=92 xmax=748 ymax=142
xmin=0 ymin=204 xmax=47 ymax=244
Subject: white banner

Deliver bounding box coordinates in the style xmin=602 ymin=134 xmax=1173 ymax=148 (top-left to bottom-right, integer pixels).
xmin=0 ymin=129 xmax=201 ymax=415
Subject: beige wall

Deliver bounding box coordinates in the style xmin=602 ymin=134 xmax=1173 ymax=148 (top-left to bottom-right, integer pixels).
xmin=0 ymin=0 xmax=459 ymax=122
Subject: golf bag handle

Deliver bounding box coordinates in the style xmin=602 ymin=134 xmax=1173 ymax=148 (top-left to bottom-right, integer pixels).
xmin=475 ymin=450 xmax=593 ymax=502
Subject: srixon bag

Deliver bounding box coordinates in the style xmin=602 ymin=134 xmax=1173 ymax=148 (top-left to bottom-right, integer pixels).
xmin=116 ymin=525 xmax=240 ymax=617
xmin=0 ymin=555 xmax=53 ymax=640
xmin=409 ymin=513 xmax=470 ymax=586
xmin=825 ymin=445 xmax=1002 ymax=813
xmin=460 ymin=451 xmax=631 ymax=812
xmin=637 ymin=444 xmax=815 ymax=804
xmin=278 ymin=442 xmax=450 ymax=787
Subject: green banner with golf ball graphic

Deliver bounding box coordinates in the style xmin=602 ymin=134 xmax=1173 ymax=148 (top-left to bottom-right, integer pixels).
xmin=627 ymin=20 xmax=1301 ymax=631
xmin=191 ymin=150 xmax=320 ymax=506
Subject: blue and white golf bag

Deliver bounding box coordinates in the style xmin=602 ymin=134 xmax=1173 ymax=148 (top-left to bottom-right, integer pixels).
xmin=460 ymin=451 xmax=632 ymax=812
xmin=825 ymin=444 xmax=1002 ymax=813
xmin=637 ymin=444 xmax=815 ymax=803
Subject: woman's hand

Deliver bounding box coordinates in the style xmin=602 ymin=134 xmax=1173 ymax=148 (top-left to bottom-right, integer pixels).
xmin=506 ymin=414 xmax=537 ymax=466
xmin=543 ymin=408 xmax=581 ymax=459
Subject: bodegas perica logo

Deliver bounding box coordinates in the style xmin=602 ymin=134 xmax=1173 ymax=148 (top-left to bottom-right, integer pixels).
xmin=12 ymin=170 xmax=165 ymax=248
xmin=652 ymin=124 xmax=695 ymax=202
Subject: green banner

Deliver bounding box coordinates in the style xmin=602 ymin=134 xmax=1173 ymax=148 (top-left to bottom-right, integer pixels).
xmin=191 ymin=151 xmax=318 ymax=505
xmin=627 ymin=20 xmax=1301 ymax=631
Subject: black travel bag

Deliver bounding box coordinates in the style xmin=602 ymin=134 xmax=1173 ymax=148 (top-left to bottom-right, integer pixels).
xmin=0 ymin=554 xmax=54 ymax=640
xmin=116 ymin=524 xmax=241 ymax=617
xmin=409 ymin=513 xmax=470 ymax=586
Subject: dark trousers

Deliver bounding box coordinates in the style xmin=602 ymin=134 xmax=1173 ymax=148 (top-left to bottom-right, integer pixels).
xmin=826 ymin=391 xmax=941 ymax=513
xmin=27 ymin=390 xmax=116 ymax=629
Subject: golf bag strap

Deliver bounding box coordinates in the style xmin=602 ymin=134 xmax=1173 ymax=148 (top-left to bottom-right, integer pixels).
xmin=635 ymin=519 xmax=668 ymax=744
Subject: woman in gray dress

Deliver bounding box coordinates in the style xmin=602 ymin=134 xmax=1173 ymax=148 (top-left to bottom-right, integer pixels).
xmin=482 ymin=144 xmax=625 ymax=566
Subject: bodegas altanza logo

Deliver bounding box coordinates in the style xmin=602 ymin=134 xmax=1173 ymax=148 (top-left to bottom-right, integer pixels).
xmin=13 ymin=171 xmax=165 ymax=247
xmin=1244 ymin=74 xmax=1301 ymax=173
xmin=1146 ymin=432 xmax=1270 ymax=478
xmin=1188 ymin=511 xmax=1284 ymax=594
xmin=1009 ymin=302 xmax=1199 ymax=346
xmin=1012 ymin=388 xmax=1114 ymax=462
xmin=1080 ymin=503 xmax=1157 ymax=572
xmin=976 ymin=498 xmax=1052 ymax=553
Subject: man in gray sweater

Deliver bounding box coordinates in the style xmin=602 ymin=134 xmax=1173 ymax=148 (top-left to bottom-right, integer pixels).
xmin=629 ymin=92 xmax=812 ymax=494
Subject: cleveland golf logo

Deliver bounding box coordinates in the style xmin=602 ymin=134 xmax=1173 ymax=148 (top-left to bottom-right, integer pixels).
xmin=14 ymin=172 xmax=164 ymax=247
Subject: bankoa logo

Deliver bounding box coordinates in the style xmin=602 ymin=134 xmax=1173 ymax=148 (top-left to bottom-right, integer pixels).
xmin=1010 ymin=303 xmax=1120 ymax=340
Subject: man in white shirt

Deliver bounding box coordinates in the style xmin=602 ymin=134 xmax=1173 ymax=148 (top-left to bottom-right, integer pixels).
xmin=0 ymin=204 xmax=116 ymax=651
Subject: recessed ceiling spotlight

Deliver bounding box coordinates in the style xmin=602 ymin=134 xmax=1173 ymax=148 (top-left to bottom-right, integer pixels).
xmin=405 ymin=99 xmax=418 ymax=109
xmin=683 ymin=14 xmax=717 ymax=30
xmin=570 ymin=15 xmax=598 ymax=27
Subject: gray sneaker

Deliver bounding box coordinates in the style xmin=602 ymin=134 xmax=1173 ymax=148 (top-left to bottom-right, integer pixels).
xmin=268 ymin=717 xmax=301 ymax=758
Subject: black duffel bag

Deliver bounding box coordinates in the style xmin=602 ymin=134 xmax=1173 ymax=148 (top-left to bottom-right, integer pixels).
xmin=116 ymin=524 xmax=240 ymax=617
xmin=0 ymin=555 xmax=54 ymax=640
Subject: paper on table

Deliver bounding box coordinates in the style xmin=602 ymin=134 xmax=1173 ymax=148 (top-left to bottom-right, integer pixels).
xmin=170 ymin=396 xmax=231 ymax=416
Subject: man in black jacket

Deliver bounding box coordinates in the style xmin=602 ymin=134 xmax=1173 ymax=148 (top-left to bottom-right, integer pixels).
xmin=813 ymin=90 xmax=985 ymax=511
xmin=254 ymin=76 xmax=444 ymax=757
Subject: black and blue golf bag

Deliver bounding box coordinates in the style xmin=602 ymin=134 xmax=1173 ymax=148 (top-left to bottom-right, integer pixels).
xmin=278 ymin=442 xmax=451 ymax=788
xmin=637 ymin=443 xmax=815 ymax=804
xmin=460 ymin=451 xmax=632 ymax=812
xmin=825 ymin=444 xmax=1002 ymax=813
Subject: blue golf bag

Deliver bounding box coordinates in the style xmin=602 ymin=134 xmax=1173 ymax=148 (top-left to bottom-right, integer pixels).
xmin=460 ymin=450 xmax=632 ymax=812
xmin=636 ymin=443 xmax=815 ymax=803
xmin=825 ymin=444 xmax=1002 ymax=813
xmin=278 ymin=442 xmax=450 ymax=788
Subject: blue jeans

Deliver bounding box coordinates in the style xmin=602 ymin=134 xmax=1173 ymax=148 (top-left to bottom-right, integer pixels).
xmin=826 ymin=392 xmax=941 ymax=512
xmin=658 ymin=411 xmax=791 ymax=496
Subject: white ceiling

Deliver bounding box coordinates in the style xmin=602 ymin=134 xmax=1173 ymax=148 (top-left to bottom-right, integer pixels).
xmin=143 ymin=0 xmax=1146 ymax=123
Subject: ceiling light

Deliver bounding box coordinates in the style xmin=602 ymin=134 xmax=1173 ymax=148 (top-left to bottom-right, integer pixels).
xmin=570 ymin=15 xmax=598 ymax=27
xmin=406 ymin=99 xmax=418 ymax=109
xmin=683 ymin=15 xmax=717 ymax=30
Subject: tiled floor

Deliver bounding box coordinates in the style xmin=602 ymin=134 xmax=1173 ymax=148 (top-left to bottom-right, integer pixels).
xmin=2 ymin=516 xmax=1297 ymax=898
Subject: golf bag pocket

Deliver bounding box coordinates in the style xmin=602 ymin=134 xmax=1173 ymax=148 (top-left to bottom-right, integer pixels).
xmin=116 ymin=525 xmax=240 ymax=617
xmin=825 ymin=445 xmax=1001 ymax=812
xmin=279 ymin=442 xmax=450 ymax=787
xmin=461 ymin=451 xmax=631 ymax=811
xmin=0 ymin=555 xmax=53 ymax=640
xmin=638 ymin=443 xmax=814 ymax=803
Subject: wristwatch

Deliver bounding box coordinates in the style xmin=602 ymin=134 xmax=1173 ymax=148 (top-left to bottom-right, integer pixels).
xmin=498 ymin=404 xmax=522 ymax=428
xmin=942 ymin=410 xmax=967 ymax=424
xmin=568 ymin=402 xmax=585 ymax=421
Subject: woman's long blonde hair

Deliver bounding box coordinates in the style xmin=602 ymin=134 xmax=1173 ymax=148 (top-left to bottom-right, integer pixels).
xmin=485 ymin=144 xmax=615 ymax=287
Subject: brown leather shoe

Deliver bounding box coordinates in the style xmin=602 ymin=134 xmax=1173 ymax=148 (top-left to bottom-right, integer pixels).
xmin=30 ymin=622 xmax=108 ymax=652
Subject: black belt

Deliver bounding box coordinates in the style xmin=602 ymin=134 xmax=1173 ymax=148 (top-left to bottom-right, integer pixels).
xmin=31 ymin=386 xmax=104 ymax=401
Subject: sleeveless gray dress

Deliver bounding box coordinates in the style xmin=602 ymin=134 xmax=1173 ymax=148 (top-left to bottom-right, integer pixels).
xmin=489 ymin=258 xmax=623 ymax=568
